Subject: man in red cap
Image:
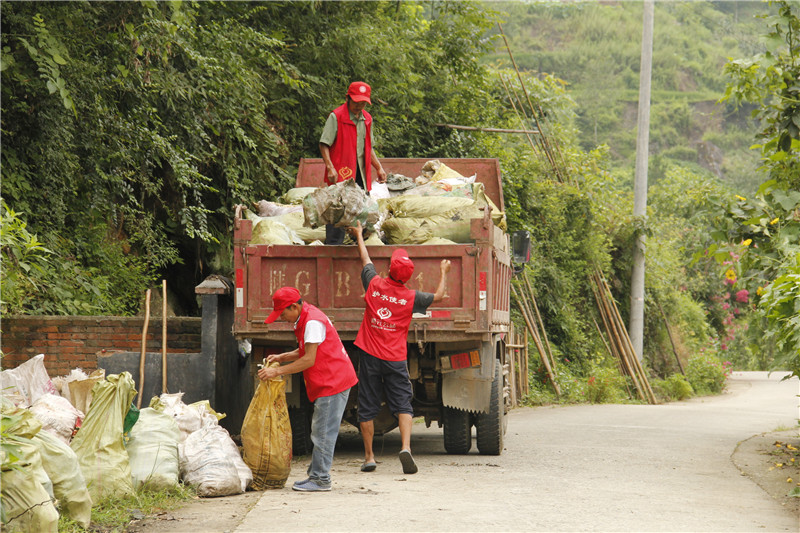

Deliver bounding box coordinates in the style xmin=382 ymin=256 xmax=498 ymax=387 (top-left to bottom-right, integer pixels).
xmin=258 ymin=286 xmax=357 ymax=492
xmin=319 ymin=81 xmax=388 ymax=244
xmin=348 ymin=222 xmax=451 ymax=474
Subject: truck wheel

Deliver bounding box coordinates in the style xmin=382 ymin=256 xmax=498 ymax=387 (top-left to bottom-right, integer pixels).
xmin=288 ymin=405 xmax=313 ymax=456
xmin=443 ymin=406 xmax=472 ymax=454
xmin=475 ymin=359 xmax=503 ymax=455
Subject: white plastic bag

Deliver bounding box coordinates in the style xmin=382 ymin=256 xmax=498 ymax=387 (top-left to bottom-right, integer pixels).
xmin=30 ymin=393 xmax=84 ymax=445
xmin=126 ymin=408 xmax=181 ymax=491
xmin=179 ymin=423 xmax=249 ymax=497
xmin=0 ymin=354 xmax=56 ymax=407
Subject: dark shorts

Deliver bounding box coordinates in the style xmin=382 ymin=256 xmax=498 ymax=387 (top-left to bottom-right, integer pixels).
xmin=355 ymin=346 xmax=413 ymax=422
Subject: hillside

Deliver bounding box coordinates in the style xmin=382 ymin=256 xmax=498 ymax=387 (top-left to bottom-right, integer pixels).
xmin=485 ymin=0 xmax=771 ymax=192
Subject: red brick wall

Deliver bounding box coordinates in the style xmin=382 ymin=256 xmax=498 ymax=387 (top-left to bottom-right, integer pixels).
xmin=1 ymin=316 xmax=202 ymax=378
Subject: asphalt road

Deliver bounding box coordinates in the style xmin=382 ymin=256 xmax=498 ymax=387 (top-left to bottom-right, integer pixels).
xmin=234 ymin=371 xmax=798 ymax=532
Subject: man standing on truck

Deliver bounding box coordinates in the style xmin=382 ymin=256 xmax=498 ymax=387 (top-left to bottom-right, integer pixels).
xmin=349 ymin=222 xmax=451 ymax=474
xmin=319 ymin=81 xmax=388 ymax=245
xmin=259 ymin=286 xmax=358 ymax=492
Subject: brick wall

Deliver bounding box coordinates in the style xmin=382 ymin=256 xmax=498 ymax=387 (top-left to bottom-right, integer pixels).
xmin=1 ymin=315 xmax=202 ymax=378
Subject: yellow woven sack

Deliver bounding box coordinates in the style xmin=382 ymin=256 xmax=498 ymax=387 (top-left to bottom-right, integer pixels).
xmin=241 ymin=364 xmax=292 ymax=490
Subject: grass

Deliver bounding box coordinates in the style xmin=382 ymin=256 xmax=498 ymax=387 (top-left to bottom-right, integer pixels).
xmin=58 ymin=484 xmax=196 ymax=532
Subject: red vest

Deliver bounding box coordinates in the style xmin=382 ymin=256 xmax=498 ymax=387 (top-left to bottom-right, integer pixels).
xmin=355 ymin=276 xmax=416 ymax=362
xmin=325 ymin=103 xmax=373 ymax=192
xmin=295 ymin=303 xmax=358 ymax=402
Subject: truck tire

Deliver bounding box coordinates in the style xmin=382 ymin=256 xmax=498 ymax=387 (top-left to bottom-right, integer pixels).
xmin=475 ymin=359 xmax=504 ymax=455
xmin=288 ymin=405 xmax=313 ymax=456
xmin=443 ymin=406 xmax=472 ymax=454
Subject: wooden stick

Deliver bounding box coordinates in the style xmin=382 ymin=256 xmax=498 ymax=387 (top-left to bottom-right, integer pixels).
xmin=523 ymin=272 xmax=556 ymax=371
xmin=512 ymin=285 xmax=560 ymax=397
xmin=435 ymin=123 xmax=540 ymax=134
xmin=523 ymin=327 xmax=529 ymax=396
xmin=137 ymin=288 xmax=151 ymax=409
xmin=657 ymin=299 xmax=685 ymax=375
xmin=508 ymin=323 xmax=517 ymax=406
xmin=162 ymin=279 xmax=168 ymax=393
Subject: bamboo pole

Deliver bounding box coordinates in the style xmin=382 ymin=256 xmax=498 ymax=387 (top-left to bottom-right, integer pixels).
xmin=512 ymin=285 xmax=560 ymax=397
xmin=592 ymin=273 xmax=646 ymax=401
xmin=137 ymin=289 xmax=151 ymax=409
xmin=523 ymin=272 xmax=556 ymax=372
xmin=162 ymin=279 xmax=168 ymax=394
xmin=499 ymin=75 xmax=540 ymax=153
xmin=657 ymin=299 xmax=685 ymax=375
xmin=435 ymin=123 xmax=540 ymax=135
xmin=507 ymin=323 xmax=517 ymax=406
xmin=523 ymin=328 xmax=529 ymax=396
xmin=598 ymin=275 xmax=657 ymax=404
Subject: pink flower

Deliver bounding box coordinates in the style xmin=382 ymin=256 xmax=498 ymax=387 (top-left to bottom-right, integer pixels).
xmin=724 ymin=277 xmax=737 ymax=286
xmin=734 ymin=308 xmax=740 ymax=315
xmin=735 ymin=289 xmax=749 ymax=303
xmin=723 ymin=292 xmax=730 ymax=300
xmin=721 ymin=343 xmax=728 ymax=350
xmin=722 ymin=302 xmax=730 ymax=310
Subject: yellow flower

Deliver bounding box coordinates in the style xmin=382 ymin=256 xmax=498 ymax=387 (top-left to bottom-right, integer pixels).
xmin=787 ymin=477 xmax=793 ymax=483
xmin=770 ymin=217 xmax=779 ymax=225
xmin=735 ymin=195 xmax=746 ymax=201
xmin=788 ymin=444 xmax=798 ymax=451
xmin=757 ymin=286 xmax=764 ymax=296
xmin=725 ymin=269 xmax=737 ymax=280
xmin=776 ymin=463 xmax=784 ymax=468
xmin=741 ymin=239 xmax=752 ymax=246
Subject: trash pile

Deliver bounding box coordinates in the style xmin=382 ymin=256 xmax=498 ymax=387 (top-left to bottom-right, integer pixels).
xmin=245 ymin=160 xmax=506 ymax=246
xmin=0 ymin=353 xmax=280 ymax=532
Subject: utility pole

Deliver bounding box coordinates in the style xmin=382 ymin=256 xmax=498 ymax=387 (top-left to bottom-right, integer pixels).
xmin=630 ymin=0 xmax=654 ymax=362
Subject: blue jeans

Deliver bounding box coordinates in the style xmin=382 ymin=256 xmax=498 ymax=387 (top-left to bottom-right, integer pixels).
xmin=307 ymin=388 xmax=350 ymax=484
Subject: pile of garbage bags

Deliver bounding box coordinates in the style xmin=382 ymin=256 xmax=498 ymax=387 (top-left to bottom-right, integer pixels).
xmin=245 ymin=160 xmax=506 ymax=246
xmin=1 ymin=354 xmax=257 ymax=531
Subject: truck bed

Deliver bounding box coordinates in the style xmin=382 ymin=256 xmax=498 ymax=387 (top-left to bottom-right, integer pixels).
xmin=233 ymin=158 xmax=511 ymax=343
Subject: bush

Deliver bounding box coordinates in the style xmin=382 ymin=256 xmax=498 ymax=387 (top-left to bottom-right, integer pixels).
xmin=686 ymin=353 xmax=728 ymax=395
xmin=652 ymin=373 xmax=694 ymax=402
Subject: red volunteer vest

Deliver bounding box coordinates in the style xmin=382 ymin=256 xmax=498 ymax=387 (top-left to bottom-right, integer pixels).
xmin=355 ymin=276 xmax=416 ymax=362
xmin=295 ymin=303 xmax=358 ymax=402
xmin=325 ymin=103 xmax=373 ymax=192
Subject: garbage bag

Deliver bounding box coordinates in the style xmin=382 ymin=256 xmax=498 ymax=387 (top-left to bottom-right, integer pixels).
xmin=276 ymin=211 xmax=327 ymax=243
xmin=281 ymin=187 xmax=317 ymax=205
xmin=302 ymin=180 xmax=380 ymax=232
xmin=32 ymin=429 xmax=92 ymax=528
xmin=383 ymin=195 xmax=475 ymax=219
xmin=249 ymin=217 xmax=304 ymax=246
xmin=29 ymin=393 xmax=84 ymax=445
xmin=126 ymin=408 xmax=180 ymax=491
xmin=241 ymin=369 xmax=292 ymax=490
xmin=254 ymin=200 xmax=303 ymax=217
xmin=179 ymin=423 xmax=251 ymax=497
xmin=66 ymin=369 xmax=105 ymax=415
xmin=149 ymin=393 xmax=223 ymax=442
xmin=0 ymin=402 xmax=59 ymax=533
xmin=0 ymin=353 xmax=57 ymax=407
xmin=404 ymin=180 xmax=474 ymax=198
xmin=71 ymin=372 xmax=137 ymax=501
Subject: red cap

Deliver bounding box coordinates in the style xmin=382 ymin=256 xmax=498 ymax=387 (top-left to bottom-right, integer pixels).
xmin=347 ymin=81 xmax=372 ymax=104
xmin=389 ymin=249 xmax=414 ymax=283
xmin=264 ymin=287 xmax=301 ymax=324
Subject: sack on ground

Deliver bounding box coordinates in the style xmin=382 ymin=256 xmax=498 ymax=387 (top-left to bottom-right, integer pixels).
xmin=66 ymin=369 xmax=105 ymax=415
xmin=0 ymin=401 xmax=59 ymax=533
xmin=32 ymin=429 xmax=92 ymax=528
xmin=70 ymin=372 xmax=137 ymax=501
xmin=241 ymin=369 xmax=292 ymax=490
xmin=126 ymin=407 xmax=181 ymax=491
xmin=0 ymin=353 xmax=57 ymax=407
xmin=179 ymin=423 xmax=251 ymax=497
xmin=30 ymin=393 xmax=84 ymax=445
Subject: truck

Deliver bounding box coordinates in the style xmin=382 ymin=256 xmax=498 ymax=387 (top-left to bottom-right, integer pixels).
xmin=232 ymin=158 xmax=529 ymax=455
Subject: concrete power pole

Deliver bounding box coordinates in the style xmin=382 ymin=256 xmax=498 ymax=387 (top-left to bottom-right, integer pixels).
xmin=630 ymin=0 xmax=654 ymax=361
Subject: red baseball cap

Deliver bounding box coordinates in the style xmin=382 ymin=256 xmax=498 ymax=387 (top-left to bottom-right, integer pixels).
xmin=389 ymin=249 xmax=414 ymax=283
xmin=264 ymin=286 xmax=301 ymax=324
xmin=347 ymin=81 xmax=372 ymax=104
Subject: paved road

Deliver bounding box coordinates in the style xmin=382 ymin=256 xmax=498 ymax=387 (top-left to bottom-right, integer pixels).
xmin=234 ymin=371 xmax=798 ymax=532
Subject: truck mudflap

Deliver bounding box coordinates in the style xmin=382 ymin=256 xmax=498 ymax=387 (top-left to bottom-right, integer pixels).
xmin=441 ymin=338 xmax=496 ymax=414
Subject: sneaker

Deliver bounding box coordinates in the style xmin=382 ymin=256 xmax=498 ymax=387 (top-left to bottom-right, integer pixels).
xmin=399 ymin=449 xmax=418 ymax=474
xmin=292 ymin=478 xmax=331 ymax=492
